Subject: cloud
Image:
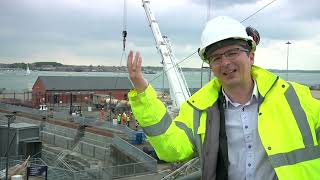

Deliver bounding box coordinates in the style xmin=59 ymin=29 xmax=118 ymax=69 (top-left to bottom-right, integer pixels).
xmin=0 ymin=0 xmax=319 ymax=70
xmin=255 ymin=38 xmax=320 ymax=70
xmin=188 ymin=0 xmax=257 ymax=8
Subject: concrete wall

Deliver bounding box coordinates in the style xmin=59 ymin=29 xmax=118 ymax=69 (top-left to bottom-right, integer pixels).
xmin=0 ymin=103 xmax=71 ymax=122
xmin=40 ymin=131 xmax=73 ymax=149
xmin=110 ymin=136 xmax=157 ymax=178
xmin=41 ymin=131 xmax=110 ymax=161
xmin=41 ymin=131 xmax=55 ymax=144
xmin=112 ymin=136 xmax=156 ymax=166
xmin=44 ymin=123 xmax=77 ymax=138
xmin=109 ymin=146 xmax=157 ymax=178
xmin=75 ymin=141 xmax=110 ymax=161
xmin=55 ymin=134 xmax=73 ymax=149
xmin=0 ymin=128 xmax=17 ymax=156
xmin=84 ymin=131 xmax=112 ymax=146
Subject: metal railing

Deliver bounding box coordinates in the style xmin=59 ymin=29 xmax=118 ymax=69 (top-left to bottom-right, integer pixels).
xmin=0 ymin=103 xmax=160 ymax=179
xmin=0 ymin=156 xmax=157 ymax=180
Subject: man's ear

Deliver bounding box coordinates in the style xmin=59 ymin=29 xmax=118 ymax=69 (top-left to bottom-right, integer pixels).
xmin=249 ymin=51 xmax=255 ymax=65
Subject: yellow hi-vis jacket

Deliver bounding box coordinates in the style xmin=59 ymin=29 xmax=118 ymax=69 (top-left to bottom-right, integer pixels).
xmin=128 ymin=65 xmax=320 ymax=179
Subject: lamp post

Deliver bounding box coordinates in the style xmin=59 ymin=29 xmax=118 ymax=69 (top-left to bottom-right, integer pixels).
xmin=109 ymin=92 xmax=112 ymax=122
xmin=286 ymin=41 xmax=291 ymax=81
xmin=4 ymin=113 xmax=16 ymax=180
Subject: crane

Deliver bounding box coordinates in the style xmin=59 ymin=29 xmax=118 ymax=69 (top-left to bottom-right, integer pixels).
xmin=141 ymin=0 xmax=191 ymax=107
xmin=141 ymin=1 xmax=200 ymax=179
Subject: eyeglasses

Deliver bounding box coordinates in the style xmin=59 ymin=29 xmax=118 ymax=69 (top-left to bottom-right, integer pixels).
xmin=208 ymin=47 xmax=249 ymax=66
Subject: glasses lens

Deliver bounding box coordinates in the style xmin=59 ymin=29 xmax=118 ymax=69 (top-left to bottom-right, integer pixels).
xmin=210 ymin=56 xmax=221 ymax=65
xmin=225 ymin=49 xmax=240 ymax=59
xmin=209 ymin=48 xmax=247 ymax=65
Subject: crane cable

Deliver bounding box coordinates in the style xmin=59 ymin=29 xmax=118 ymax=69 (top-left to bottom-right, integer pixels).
xmin=120 ymin=0 xmax=128 ymax=66
xmin=241 ymin=0 xmax=278 ymax=23
xmin=149 ymin=51 xmax=198 ymax=84
xmin=122 ymin=0 xmax=127 ymax=51
xmin=115 ymin=0 xmax=128 ymax=89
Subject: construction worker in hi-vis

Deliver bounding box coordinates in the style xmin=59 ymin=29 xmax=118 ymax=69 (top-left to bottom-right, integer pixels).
xmin=127 ymin=16 xmax=320 ymax=179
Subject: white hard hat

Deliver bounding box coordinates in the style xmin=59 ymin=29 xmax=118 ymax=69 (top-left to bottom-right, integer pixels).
xmin=198 ymin=16 xmax=255 ymax=63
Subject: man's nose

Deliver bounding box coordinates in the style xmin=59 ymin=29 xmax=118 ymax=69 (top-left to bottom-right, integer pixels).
xmin=220 ymin=54 xmax=231 ymax=65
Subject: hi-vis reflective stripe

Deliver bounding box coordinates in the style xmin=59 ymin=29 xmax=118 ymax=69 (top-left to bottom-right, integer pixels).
xmin=175 ymin=121 xmax=195 ymax=150
xmin=269 ymin=146 xmax=320 ymax=168
xmin=175 ymin=109 xmax=203 ymax=158
xmin=142 ymin=112 xmax=172 ymax=136
xmin=316 ymin=127 xmax=320 ymax=141
xmin=269 ymin=83 xmax=320 ymax=168
xmin=193 ymin=109 xmax=202 ymax=158
xmin=285 ymin=83 xmax=314 ymax=146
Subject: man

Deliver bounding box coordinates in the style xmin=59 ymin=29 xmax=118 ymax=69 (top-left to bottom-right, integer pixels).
xmin=127 ymin=16 xmax=320 ymax=180
xmin=121 ymin=112 xmax=127 ymax=125
xmin=117 ymin=113 xmax=121 ymax=125
xmin=126 ymin=113 xmax=130 ymax=127
xmin=99 ymin=108 xmax=105 ymax=121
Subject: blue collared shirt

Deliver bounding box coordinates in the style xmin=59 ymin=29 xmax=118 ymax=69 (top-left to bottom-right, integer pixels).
xmin=222 ymin=81 xmax=276 ymax=180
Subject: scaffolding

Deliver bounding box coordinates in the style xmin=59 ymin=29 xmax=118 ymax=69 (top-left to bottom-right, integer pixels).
xmin=0 ymin=103 xmax=159 ymax=179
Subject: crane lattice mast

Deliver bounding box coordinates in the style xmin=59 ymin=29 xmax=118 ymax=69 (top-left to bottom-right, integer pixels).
xmin=141 ymin=0 xmax=191 ymax=107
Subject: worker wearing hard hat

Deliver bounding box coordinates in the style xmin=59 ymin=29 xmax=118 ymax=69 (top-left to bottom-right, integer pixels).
xmin=127 ymin=16 xmax=320 ymax=180
xmin=121 ymin=112 xmax=127 ymax=125
xmin=126 ymin=113 xmax=130 ymax=127
xmin=117 ymin=114 xmax=121 ymax=124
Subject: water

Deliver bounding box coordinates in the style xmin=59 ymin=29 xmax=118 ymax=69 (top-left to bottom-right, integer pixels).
xmin=0 ymin=70 xmax=319 ymax=92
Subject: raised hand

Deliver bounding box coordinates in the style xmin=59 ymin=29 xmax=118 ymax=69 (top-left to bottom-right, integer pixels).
xmin=127 ymin=50 xmax=148 ymax=93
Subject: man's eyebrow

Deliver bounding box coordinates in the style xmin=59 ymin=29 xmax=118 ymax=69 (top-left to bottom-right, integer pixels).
xmin=210 ymin=48 xmax=238 ymax=56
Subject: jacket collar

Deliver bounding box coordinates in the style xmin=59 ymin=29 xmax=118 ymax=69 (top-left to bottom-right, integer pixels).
xmin=187 ymin=65 xmax=278 ymax=110
xmin=222 ymin=80 xmax=258 ymax=108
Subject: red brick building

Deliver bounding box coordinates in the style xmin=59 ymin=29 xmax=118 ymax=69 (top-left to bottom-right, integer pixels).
xmin=32 ymin=76 xmax=132 ymax=108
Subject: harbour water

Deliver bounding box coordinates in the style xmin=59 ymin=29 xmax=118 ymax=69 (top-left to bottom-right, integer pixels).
xmin=0 ymin=70 xmax=320 ymax=91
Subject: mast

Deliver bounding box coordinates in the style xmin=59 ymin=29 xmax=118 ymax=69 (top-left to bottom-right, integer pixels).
xmin=141 ymin=0 xmax=190 ymax=107
xmin=25 ymin=64 xmax=31 ymax=75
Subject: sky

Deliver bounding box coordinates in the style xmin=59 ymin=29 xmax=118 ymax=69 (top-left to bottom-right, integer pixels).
xmin=0 ymin=0 xmax=319 ymax=70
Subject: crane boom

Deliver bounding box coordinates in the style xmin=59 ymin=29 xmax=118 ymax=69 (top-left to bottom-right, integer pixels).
xmin=141 ymin=0 xmax=191 ymax=107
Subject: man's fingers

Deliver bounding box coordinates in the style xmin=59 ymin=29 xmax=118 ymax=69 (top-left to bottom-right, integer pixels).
xmin=127 ymin=50 xmax=133 ymax=72
xmin=137 ymin=54 xmax=142 ymax=73
xmin=126 ymin=50 xmax=148 ymax=92
xmin=133 ymin=51 xmax=141 ymax=72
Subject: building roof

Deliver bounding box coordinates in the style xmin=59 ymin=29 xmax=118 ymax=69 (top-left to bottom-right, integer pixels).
xmin=35 ymin=76 xmax=133 ymax=91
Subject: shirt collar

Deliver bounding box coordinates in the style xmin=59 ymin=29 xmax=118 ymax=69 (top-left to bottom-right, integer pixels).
xmin=222 ymin=80 xmax=258 ymax=108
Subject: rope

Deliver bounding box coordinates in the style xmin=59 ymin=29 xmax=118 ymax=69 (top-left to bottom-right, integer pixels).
xmin=114 ymin=50 xmax=126 ymax=89
xmin=115 ymin=0 xmax=128 ymax=89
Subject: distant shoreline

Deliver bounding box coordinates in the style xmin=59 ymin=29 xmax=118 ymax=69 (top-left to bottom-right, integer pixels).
xmin=1 ymin=62 xmax=320 ymax=73
xmin=1 ymin=67 xmax=320 ymax=74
